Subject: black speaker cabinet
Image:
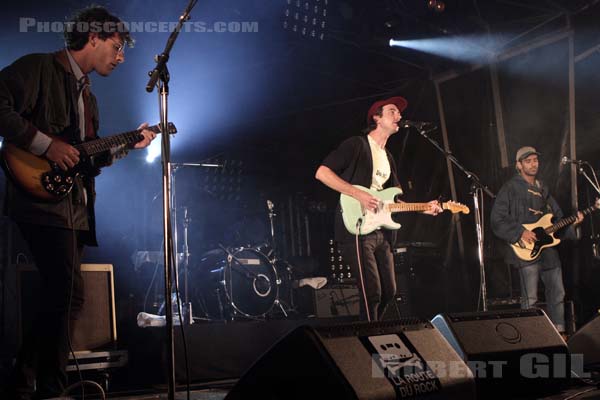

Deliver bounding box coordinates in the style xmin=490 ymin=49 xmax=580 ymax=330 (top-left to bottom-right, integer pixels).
xmin=17 ymin=263 xmax=117 ymax=351
xmin=568 ymin=314 xmax=600 ymax=371
xmin=225 ymin=320 xmax=476 ymax=400
xmin=431 ymin=309 xmax=570 ymax=398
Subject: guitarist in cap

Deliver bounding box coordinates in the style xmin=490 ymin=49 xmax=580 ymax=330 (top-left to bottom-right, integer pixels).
xmin=315 ymin=96 xmax=442 ymax=322
xmin=0 ymin=6 xmax=155 ymax=399
xmin=491 ymin=146 xmax=583 ymax=334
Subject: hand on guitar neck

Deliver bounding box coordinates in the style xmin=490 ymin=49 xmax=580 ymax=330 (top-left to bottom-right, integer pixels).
xmin=573 ymin=211 xmax=584 ymax=226
xmin=131 ymin=122 xmax=157 ymax=149
xmin=43 ymin=122 xmax=156 ymax=171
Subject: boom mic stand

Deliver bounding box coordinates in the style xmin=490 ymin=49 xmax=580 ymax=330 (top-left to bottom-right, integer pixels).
xmin=411 ymin=124 xmax=495 ymax=311
xmin=571 ymin=161 xmax=600 ymax=255
xmin=145 ymin=1 xmax=198 ymax=399
xmin=573 ymin=161 xmax=600 ymax=196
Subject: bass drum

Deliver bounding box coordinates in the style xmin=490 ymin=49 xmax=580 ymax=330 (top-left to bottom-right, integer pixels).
xmin=192 ymin=247 xmax=279 ymax=319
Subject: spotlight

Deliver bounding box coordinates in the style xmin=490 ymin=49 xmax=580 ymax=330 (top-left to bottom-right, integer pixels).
xmin=427 ymin=0 xmax=437 ymax=9
xmin=145 ymin=139 xmax=161 ymax=164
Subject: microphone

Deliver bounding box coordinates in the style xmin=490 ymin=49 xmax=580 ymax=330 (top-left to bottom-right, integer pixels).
xmin=561 ymin=156 xmax=584 ymax=165
xmin=399 ymin=120 xmax=436 ymax=129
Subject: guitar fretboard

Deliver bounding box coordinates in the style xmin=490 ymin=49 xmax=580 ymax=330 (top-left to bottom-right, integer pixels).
xmin=387 ymin=203 xmax=431 ymax=213
xmin=74 ymin=125 xmax=161 ymax=156
xmin=545 ymin=205 xmax=596 ymax=234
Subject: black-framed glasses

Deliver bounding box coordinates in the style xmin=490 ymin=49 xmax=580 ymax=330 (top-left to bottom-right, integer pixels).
xmin=108 ymin=38 xmax=125 ymax=55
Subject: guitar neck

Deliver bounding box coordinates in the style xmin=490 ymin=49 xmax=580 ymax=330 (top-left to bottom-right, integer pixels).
xmin=74 ymin=124 xmax=160 ymax=156
xmin=387 ymin=202 xmax=432 ymax=213
xmin=546 ymin=205 xmax=595 ymax=234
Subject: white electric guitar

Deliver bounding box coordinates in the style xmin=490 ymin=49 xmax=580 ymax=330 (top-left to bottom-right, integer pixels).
xmin=340 ymin=185 xmax=470 ymax=235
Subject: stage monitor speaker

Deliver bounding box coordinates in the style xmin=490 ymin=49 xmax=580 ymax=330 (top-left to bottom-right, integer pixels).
xmin=225 ymin=320 xmax=476 ymax=400
xmin=568 ymin=314 xmax=600 ymax=371
xmin=431 ymin=309 xmax=570 ymax=398
xmin=17 ymin=263 xmax=117 ymax=351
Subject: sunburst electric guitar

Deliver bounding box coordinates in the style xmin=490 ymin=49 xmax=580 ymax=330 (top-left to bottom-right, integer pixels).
xmin=510 ymin=199 xmax=600 ymax=262
xmin=340 ymin=185 xmax=470 ymax=235
xmin=0 ymin=122 xmax=177 ymax=201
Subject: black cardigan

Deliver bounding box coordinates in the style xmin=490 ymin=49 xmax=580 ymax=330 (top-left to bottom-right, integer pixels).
xmin=321 ymin=135 xmax=401 ymax=245
xmin=0 ymin=50 xmax=103 ymax=245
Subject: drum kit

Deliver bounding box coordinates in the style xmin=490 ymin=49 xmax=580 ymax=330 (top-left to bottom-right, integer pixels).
xmin=187 ymin=199 xmax=296 ymax=321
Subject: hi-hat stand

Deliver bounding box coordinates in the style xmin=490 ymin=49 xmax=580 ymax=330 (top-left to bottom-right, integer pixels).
xmin=266 ymin=199 xmax=296 ymax=316
xmin=171 ymin=162 xmax=222 ymax=324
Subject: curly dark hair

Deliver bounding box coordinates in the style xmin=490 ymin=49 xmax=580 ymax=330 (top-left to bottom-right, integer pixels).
xmin=64 ymin=5 xmax=133 ymax=50
xmin=362 ymin=105 xmax=383 ymax=134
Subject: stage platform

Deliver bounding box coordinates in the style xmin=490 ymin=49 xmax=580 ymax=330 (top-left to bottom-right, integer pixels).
xmin=85 ymin=314 xmax=600 ymax=400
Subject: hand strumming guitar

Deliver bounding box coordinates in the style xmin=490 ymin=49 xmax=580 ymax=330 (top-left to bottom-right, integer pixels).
xmin=45 ymin=140 xmax=80 ymax=171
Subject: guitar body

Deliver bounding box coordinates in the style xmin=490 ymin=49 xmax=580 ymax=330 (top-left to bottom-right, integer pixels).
xmin=0 ymin=122 xmax=176 ymax=202
xmin=0 ymin=142 xmax=64 ymax=201
xmin=340 ymin=186 xmax=403 ymax=235
xmin=510 ymin=213 xmax=560 ymax=262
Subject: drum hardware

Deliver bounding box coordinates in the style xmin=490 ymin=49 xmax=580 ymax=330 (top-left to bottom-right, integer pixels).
xmin=192 ymin=246 xmax=280 ymax=320
xmin=265 ymin=200 xmax=299 ymax=317
xmin=169 ymin=163 xmax=223 ymax=324
xmin=188 ymin=199 xmax=302 ymax=321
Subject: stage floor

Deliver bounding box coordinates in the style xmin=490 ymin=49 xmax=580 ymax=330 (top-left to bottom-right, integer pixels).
xmin=54 ymin=383 xmax=600 ymax=399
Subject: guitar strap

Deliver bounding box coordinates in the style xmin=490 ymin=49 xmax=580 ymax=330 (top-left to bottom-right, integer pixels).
xmin=537 ymin=180 xmax=554 ymax=214
xmin=385 ymin=147 xmax=402 ymax=192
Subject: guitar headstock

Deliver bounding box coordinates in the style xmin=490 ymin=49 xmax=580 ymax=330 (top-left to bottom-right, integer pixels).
xmin=162 ymin=122 xmax=177 ymax=135
xmin=149 ymin=122 xmax=177 ymax=135
xmin=443 ymin=201 xmax=470 ymax=214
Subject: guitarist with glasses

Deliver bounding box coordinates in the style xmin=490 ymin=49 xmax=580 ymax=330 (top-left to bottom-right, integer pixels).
xmin=0 ymin=6 xmax=156 ymax=399
xmin=491 ymin=146 xmax=584 ymax=336
xmin=315 ymin=96 xmax=442 ymax=322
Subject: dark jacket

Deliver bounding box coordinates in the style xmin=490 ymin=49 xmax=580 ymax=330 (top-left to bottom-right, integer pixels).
xmin=0 ymin=50 xmax=102 ymax=245
xmin=490 ymin=174 xmax=575 ymax=268
xmin=321 ymin=135 xmax=401 ymax=245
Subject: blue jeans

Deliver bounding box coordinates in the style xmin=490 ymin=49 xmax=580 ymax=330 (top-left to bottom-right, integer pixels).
xmin=518 ymin=262 xmax=565 ymax=332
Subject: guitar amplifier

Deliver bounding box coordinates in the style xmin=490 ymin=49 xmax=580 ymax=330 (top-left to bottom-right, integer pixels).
xmin=295 ymin=284 xmax=360 ymax=319
xmin=391 ymin=243 xmax=445 ymax=319
xmin=17 ymin=263 xmax=117 ymax=351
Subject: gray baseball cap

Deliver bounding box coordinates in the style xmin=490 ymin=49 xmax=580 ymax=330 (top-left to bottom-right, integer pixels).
xmin=515 ymin=146 xmax=540 ymax=162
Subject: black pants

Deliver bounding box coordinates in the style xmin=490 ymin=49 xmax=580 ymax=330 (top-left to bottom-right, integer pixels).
xmin=10 ymin=223 xmax=85 ymax=399
xmin=340 ymin=230 xmax=396 ymax=321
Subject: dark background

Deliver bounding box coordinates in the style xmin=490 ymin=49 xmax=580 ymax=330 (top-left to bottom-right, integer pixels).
xmin=1 ymin=0 xmax=600 ymax=357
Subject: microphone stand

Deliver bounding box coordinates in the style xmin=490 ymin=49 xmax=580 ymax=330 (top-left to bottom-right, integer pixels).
xmin=412 ymin=125 xmax=495 ymax=311
xmin=145 ymin=1 xmax=198 ymax=399
xmin=574 ymin=162 xmax=600 ymax=196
